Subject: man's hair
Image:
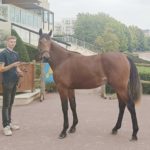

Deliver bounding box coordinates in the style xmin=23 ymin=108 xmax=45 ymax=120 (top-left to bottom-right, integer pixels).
xmin=6 ymin=36 xmax=17 ymax=41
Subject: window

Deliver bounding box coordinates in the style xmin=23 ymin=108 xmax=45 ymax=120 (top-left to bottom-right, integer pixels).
xmin=44 ymin=11 xmax=48 ymax=23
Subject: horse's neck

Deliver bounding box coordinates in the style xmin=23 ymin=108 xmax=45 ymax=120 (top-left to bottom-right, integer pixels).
xmin=50 ymin=41 xmax=69 ymax=70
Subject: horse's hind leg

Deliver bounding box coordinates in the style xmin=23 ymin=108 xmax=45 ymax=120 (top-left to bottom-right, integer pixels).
xmin=127 ymin=100 xmax=139 ymax=141
xmin=58 ymin=87 xmax=69 ymax=139
xmin=68 ymin=89 xmax=78 ymax=133
xmin=112 ymin=95 xmax=126 ymax=134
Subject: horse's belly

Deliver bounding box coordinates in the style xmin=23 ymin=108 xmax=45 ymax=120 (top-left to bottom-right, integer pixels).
xmin=70 ymin=77 xmax=106 ymax=89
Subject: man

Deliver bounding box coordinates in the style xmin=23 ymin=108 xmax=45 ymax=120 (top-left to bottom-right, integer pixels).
xmin=0 ymin=35 xmax=23 ymax=136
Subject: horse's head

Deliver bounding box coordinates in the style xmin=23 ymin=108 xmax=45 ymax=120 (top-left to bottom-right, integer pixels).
xmin=37 ymin=29 xmax=52 ymax=62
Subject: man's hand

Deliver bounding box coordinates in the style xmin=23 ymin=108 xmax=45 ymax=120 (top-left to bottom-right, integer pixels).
xmin=12 ymin=61 xmax=20 ymax=67
xmin=17 ymin=70 xmax=24 ymax=77
xmin=16 ymin=65 xmax=24 ymax=77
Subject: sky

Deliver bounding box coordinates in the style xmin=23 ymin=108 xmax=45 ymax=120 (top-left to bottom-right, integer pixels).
xmin=48 ymin=0 xmax=150 ymax=30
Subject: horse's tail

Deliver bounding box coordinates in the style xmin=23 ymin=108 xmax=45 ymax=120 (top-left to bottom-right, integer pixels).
xmin=127 ymin=57 xmax=142 ymax=104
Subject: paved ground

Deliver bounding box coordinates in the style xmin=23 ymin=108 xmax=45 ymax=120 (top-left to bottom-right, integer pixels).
xmin=0 ymin=90 xmax=150 ymax=150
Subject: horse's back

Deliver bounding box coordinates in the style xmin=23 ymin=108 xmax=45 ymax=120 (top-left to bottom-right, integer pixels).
xmin=54 ymin=53 xmax=105 ymax=88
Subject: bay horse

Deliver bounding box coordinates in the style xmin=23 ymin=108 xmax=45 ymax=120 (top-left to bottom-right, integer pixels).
xmin=37 ymin=29 xmax=142 ymax=141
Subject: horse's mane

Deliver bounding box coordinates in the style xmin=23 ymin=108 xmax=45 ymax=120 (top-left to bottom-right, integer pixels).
xmin=52 ymin=40 xmax=82 ymax=56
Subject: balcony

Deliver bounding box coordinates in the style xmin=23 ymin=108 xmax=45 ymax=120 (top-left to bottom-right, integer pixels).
xmin=0 ymin=1 xmax=54 ymax=46
xmin=0 ymin=4 xmax=42 ymax=31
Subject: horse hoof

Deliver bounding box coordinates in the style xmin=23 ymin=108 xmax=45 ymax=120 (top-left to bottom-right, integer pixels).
xmin=68 ymin=127 xmax=76 ymax=133
xmin=111 ymin=129 xmax=118 ymax=135
xmin=130 ymin=136 xmax=138 ymax=141
xmin=59 ymin=132 xmax=67 ymax=139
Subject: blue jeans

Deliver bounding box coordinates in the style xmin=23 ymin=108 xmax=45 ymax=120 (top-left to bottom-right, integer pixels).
xmin=2 ymin=81 xmax=18 ymax=127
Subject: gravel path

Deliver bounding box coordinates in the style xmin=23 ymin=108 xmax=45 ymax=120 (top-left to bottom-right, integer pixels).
xmin=0 ymin=90 xmax=150 ymax=150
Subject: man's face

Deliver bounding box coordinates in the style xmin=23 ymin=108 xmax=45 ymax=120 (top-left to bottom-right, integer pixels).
xmin=7 ymin=39 xmax=16 ymax=50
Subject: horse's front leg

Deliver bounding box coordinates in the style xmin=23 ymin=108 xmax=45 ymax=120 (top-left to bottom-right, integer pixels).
xmin=68 ymin=89 xmax=78 ymax=133
xmin=58 ymin=88 xmax=69 ymax=139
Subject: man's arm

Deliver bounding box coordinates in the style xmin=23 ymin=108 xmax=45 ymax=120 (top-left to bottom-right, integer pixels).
xmin=0 ymin=61 xmax=20 ymax=72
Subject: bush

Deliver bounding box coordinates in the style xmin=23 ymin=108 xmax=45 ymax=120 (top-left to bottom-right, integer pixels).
xmin=25 ymin=43 xmax=38 ymax=61
xmin=45 ymin=83 xmax=57 ymax=92
xmin=142 ymin=82 xmax=150 ymax=94
xmin=106 ymin=84 xmax=115 ymax=94
xmin=11 ymin=29 xmax=30 ymax=62
xmin=137 ymin=66 xmax=150 ymax=94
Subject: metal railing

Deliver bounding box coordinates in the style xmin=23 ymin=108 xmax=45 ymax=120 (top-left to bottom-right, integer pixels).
xmin=54 ymin=35 xmax=101 ymax=53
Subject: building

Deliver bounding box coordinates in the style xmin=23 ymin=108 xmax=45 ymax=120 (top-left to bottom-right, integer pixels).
xmin=0 ymin=0 xmax=54 ymax=45
xmin=54 ymin=18 xmax=75 ymax=36
xmin=143 ymin=29 xmax=150 ymax=37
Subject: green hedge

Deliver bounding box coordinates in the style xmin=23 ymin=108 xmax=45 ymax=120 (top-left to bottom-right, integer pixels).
xmin=45 ymin=83 xmax=57 ymax=92
xmin=25 ymin=43 xmax=38 ymax=61
xmin=11 ymin=29 xmax=30 ymax=62
xmin=142 ymin=82 xmax=150 ymax=94
xmin=138 ymin=66 xmax=150 ymax=94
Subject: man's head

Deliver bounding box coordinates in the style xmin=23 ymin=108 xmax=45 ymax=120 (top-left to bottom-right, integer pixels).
xmin=6 ymin=36 xmax=17 ymax=50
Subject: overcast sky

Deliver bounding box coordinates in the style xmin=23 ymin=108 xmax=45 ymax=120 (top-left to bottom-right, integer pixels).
xmin=48 ymin=0 xmax=150 ymax=30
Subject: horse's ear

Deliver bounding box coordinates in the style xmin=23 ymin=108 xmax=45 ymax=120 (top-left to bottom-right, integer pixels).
xmin=48 ymin=30 xmax=52 ymax=37
xmin=39 ymin=28 xmax=43 ymax=36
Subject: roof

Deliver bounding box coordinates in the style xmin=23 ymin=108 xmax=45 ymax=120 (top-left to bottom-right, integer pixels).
xmin=3 ymin=0 xmax=40 ymax=4
xmin=2 ymin=0 xmax=53 ymax=13
xmin=3 ymin=0 xmax=41 ymax=9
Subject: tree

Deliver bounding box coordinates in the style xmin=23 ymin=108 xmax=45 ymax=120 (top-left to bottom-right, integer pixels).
xmin=144 ymin=36 xmax=150 ymax=51
xmin=128 ymin=26 xmax=145 ymax=51
xmin=74 ymin=13 xmax=107 ymax=43
xmin=95 ymin=36 xmax=104 ymax=51
xmin=102 ymin=29 xmax=120 ymax=52
xmin=74 ymin=12 xmax=148 ymax=52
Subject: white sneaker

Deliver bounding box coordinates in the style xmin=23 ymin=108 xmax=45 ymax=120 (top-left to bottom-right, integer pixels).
xmin=3 ymin=126 xmax=12 ymax=136
xmin=10 ymin=123 xmax=20 ymax=130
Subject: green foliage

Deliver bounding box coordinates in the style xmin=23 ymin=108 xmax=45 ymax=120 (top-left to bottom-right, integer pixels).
xmin=144 ymin=37 xmax=150 ymax=51
xmin=74 ymin=13 xmax=107 ymax=45
xmin=138 ymin=66 xmax=150 ymax=94
xmin=74 ymin=13 xmax=148 ymax=52
xmin=11 ymin=29 xmax=30 ymax=62
xmin=106 ymin=84 xmax=115 ymax=94
xmin=95 ymin=28 xmax=120 ymax=52
xmin=45 ymin=83 xmax=57 ymax=92
xmin=142 ymin=83 xmax=150 ymax=94
xmin=138 ymin=66 xmax=150 ymax=81
xmin=25 ymin=43 xmax=38 ymax=61
xmin=35 ymin=63 xmax=41 ymax=78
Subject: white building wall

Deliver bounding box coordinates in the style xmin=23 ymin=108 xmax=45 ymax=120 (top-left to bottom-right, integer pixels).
xmin=62 ymin=18 xmax=75 ymax=35
xmin=54 ymin=18 xmax=75 ymax=35
xmin=39 ymin=0 xmax=49 ymax=9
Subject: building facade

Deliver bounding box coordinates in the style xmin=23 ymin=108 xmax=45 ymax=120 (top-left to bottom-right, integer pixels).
xmin=0 ymin=0 xmax=54 ymax=45
xmin=54 ymin=18 xmax=75 ymax=35
xmin=143 ymin=29 xmax=150 ymax=37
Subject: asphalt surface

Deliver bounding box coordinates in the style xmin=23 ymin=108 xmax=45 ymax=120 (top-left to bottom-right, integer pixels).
xmin=0 ymin=90 xmax=150 ymax=150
